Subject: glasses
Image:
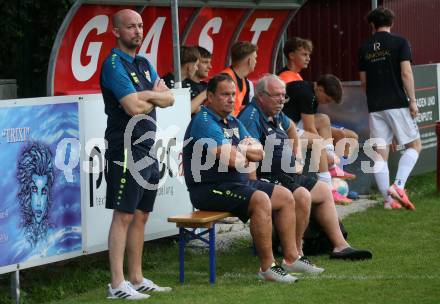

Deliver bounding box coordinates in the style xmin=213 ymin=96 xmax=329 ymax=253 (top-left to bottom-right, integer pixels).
xmin=262 ymin=91 xmax=290 ymax=104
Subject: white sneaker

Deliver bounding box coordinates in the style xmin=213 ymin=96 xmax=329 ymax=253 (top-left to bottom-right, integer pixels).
xmin=132 ymin=277 xmax=172 ymax=293
xmin=257 ymin=263 xmax=298 ymax=283
xmin=282 ymin=256 xmax=324 ymax=275
xmin=107 ymin=281 xmax=150 ymax=300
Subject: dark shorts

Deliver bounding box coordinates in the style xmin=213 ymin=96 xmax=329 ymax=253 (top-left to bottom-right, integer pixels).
xmin=331 ymin=123 xmax=345 ymax=130
xmin=188 ymin=180 xmax=275 ymax=223
xmin=105 ymin=157 xmax=159 ymax=214
xmin=259 ymin=172 xmax=317 ymax=192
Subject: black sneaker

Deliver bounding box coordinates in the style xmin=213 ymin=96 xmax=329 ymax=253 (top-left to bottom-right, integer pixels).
xmin=330 ymin=247 xmax=372 ymax=260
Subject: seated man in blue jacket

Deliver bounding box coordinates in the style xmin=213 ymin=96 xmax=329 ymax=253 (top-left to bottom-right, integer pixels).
xmin=183 ymin=73 xmax=324 ymax=283
xmin=238 ymin=74 xmax=372 ymax=261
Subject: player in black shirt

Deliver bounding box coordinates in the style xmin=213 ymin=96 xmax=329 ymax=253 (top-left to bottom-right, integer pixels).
xmin=358 ymin=7 xmax=420 ymax=210
xmin=187 ymin=46 xmax=212 ymax=114
xmin=162 ymin=45 xmax=202 ymax=114
xmin=284 ymin=76 xmax=357 ymax=185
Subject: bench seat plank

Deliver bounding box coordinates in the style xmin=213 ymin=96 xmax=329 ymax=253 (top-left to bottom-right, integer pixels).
xmin=168 ymin=211 xmax=232 ymax=224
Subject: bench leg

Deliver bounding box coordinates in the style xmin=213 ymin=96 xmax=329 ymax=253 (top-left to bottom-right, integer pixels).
xmin=209 ymin=225 xmax=216 ymax=284
xmin=179 ymin=227 xmax=185 ymax=283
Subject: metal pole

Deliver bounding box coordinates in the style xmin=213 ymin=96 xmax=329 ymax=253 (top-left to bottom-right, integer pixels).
xmin=281 ymin=33 xmax=286 ymax=68
xmin=372 ymin=0 xmax=378 ymax=9
xmin=171 ymin=0 xmax=182 ymax=89
xmin=179 ymin=227 xmax=185 ymax=283
xmin=11 ymin=270 xmax=20 ymax=304
xmin=209 ymin=225 xmax=216 ymax=284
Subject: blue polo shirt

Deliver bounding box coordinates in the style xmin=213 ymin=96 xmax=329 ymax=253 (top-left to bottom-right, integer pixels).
xmin=238 ymin=100 xmax=295 ymax=174
xmin=100 ymin=48 xmax=159 ymax=160
xmin=183 ymin=106 xmax=251 ymax=187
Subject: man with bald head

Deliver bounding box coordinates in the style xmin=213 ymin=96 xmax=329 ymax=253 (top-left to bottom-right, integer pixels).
xmin=101 ymin=9 xmax=174 ymax=300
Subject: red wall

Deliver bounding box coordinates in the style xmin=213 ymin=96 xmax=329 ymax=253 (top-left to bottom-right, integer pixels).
xmin=384 ymin=0 xmax=440 ymax=65
xmin=287 ymin=0 xmax=371 ymax=81
xmin=287 ymin=0 xmax=440 ymax=81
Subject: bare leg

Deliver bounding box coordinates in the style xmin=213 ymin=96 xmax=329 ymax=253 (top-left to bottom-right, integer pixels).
xmin=374 ymin=143 xmax=390 ymax=161
xmin=405 ymin=138 xmax=422 ymax=153
xmin=292 ymin=187 xmax=311 ymax=255
xmin=319 ymin=147 xmax=330 ymax=172
xmin=314 ymin=114 xmax=333 ymax=140
xmin=300 ymin=131 xmax=330 ymax=173
xmin=270 ymin=185 xmax=298 ymax=264
xmin=108 ymin=210 xmax=134 ymax=288
xmin=332 ymin=127 xmax=358 ymax=158
xmin=248 ymin=191 xmax=274 ymax=271
xmin=309 ymin=181 xmax=349 ymax=251
xmin=315 ymin=114 xmax=343 ymax=166
xmin=127 ymin=210 xmax=150 ymax=285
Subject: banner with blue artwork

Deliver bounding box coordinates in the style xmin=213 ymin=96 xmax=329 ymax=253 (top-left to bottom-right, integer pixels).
xmin=0 ymin=102 xmax=81 ymax=269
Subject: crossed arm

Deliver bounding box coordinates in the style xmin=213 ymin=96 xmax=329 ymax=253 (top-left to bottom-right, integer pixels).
xmin=120 ymin=78 xmax=175 ymax=116
xmin=208 ymin=137 xmax=265 ymax=169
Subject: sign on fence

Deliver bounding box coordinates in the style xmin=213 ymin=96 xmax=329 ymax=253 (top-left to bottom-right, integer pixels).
xmin=0 ymin=100 xmax=82 ymax=273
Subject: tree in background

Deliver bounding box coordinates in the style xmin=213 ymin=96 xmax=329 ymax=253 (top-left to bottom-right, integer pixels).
xmin=0 ymin=0 xmax=73 ymax=98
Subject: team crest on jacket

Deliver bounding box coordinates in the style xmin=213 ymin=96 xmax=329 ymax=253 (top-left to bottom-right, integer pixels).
xmin=130 ymin=72 xmax=140 ymax=84
xmin=223 ymin=128 xmax=240 ymax=139
xmin=232 ymin=127 xmax=240 ymax=138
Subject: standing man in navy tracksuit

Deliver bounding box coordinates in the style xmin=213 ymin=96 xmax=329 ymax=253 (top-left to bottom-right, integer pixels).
xmin=100 ymin=8 xmax=174 ymax=300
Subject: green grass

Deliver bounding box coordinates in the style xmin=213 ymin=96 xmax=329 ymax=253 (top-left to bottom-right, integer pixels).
xmin=1 ymin=172 xmax=439 ymax=304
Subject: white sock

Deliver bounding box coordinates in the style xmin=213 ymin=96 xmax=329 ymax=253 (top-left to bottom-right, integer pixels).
xmin=374 ymin=160 xmax=392 ymax=203
xmin=325 ymin=144 xmax=335 ymax=153
xmin=394 ymin=148 xmax=419 ymax=189
xmin=340 ymin=156 xmax=349 ymax=167
xmin=325 ymin=144 xmax=336 ymax=158
xmin=325 ymin=144 xmax=340 ymax=165
xmin=317 ymin=172 xmax=332 ymax=188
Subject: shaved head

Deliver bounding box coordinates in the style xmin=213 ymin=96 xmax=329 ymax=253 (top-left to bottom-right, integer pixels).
xmin=112 ymin=9 xmax=141 ymax=28
xmin=111 ymin=9 xmax=144 ymax=52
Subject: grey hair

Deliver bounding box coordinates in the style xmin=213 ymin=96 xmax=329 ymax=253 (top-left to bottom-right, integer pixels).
xmin=255 ymin=74 xmax=286 ymax=95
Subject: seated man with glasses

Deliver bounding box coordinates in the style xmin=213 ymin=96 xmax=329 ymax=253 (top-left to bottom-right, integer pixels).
xmin=238 ymin=74 xmax=372 ymax=261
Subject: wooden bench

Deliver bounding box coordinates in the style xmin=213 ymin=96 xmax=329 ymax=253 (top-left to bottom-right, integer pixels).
xmin=168 ymin=211 xmax=233 ymax=284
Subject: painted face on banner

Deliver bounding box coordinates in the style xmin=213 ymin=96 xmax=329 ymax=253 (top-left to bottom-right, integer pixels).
xmin=31 ymin=174 xmax=49 ymax=223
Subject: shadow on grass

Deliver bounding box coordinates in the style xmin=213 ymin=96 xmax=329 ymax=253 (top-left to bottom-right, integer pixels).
xmin=0 ymin=172 xmax=439 ymax=304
